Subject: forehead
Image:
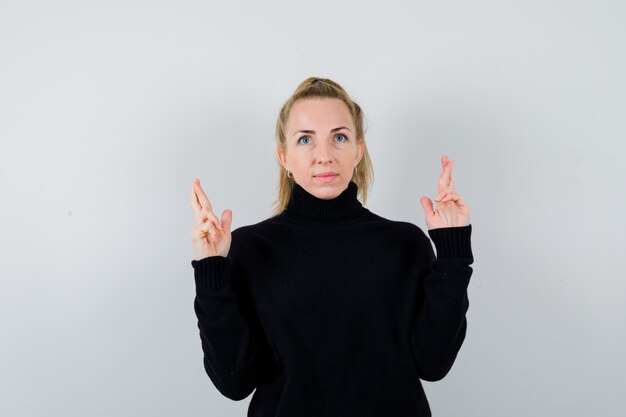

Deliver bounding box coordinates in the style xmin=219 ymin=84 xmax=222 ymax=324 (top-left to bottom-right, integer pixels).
xmin=287 ymin=98 xmax=354 ymax=130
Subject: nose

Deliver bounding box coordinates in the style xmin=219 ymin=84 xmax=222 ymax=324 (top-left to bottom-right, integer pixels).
xmin=316 ymin=139 xmax=333 ymax=164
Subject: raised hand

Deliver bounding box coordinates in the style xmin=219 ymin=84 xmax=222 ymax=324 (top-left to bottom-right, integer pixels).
xmin=419 ymin=155 xmax=471 ymax=230
xmin=190 ymin=179 xmax=233 ymax=260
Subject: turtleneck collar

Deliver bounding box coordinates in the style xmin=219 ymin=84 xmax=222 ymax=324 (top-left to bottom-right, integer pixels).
xmin=282 ymin=180 xmax=366 ymax=225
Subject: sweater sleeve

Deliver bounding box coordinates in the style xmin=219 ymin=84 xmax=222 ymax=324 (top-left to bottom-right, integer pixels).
xmin=409 ymin=224 xmax=474 ymax=382
xmin=192 ymin=254 xmax=277 ymax=401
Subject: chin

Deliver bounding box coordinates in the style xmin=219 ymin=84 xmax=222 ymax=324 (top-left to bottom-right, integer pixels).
xmin=311 ymin=181 xmax=345 ymax=199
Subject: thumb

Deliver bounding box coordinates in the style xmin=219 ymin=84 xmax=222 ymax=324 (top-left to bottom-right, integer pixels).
xmin=221 ymin=209 xmax=233 ymax=233
xmin=420 ymin=197 xmax=434 ymax=216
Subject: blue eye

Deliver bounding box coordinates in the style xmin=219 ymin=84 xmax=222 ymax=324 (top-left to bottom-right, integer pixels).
xmin=297 ymin=136 xmax=311 ymax=145
xmin=335 ymin=134 xmax=347 ymax=142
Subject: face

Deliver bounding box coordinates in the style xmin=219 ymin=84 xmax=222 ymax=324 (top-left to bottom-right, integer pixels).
xmin=277 ymin=98 xmax=364 ymax=200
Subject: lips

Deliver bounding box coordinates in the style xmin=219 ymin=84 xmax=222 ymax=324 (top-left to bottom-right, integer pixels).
xmin=314 ymin=172 xmax=338 ymax=182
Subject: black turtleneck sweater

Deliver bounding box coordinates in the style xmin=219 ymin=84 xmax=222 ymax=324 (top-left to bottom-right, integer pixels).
xmin=191 ymin=181 xmax=474 ymax=417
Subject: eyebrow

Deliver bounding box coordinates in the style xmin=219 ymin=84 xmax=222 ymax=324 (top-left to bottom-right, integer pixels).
xmin=293 ymin=126 xmax=351 ymax=137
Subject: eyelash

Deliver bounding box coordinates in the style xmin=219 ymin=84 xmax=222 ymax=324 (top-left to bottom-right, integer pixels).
xmin=297 ymin=134 xmax=348 ymax=144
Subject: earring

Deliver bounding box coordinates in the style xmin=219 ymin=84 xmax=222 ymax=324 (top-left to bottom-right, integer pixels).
xmin=353 ymin=165 xmax=358 ymax=176
xmin=286 ymin=169 xmax=293 ymax=179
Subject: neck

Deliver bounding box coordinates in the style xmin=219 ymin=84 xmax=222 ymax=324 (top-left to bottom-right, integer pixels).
xmin=282 ymin=181 xmax=366 ymax=225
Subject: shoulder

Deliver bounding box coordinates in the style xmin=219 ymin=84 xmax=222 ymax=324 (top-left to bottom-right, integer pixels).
xmin=223 ymin=223 xmax=266 ymax=270
xmin=231 ymin=216 xmax=281 ymax=241
xmin=360 ymin=210 xmax=432 ymax=250
xmin=366 ymin=210 xmax=428 ymax=236
xmin=228 ymin=217 xmax=284 ymax=255
xmin=229 ymin=221 xmax=265 ymax=249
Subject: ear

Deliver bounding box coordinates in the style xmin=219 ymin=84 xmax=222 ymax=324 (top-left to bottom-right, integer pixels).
xmin=356 ymin=142 xmax=364 ymax=165
xmin=276 ymin=145 xmax=288 ymax=170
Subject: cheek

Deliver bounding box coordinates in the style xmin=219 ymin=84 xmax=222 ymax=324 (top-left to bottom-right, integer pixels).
xmin=291 ymin=149 xmax=312 ymax=164
xmin=341 ymin=149 xmax=358 ymax=162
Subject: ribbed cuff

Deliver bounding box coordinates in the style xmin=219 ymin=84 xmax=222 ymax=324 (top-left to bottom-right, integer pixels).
xmin=191 ymin=256 xmax=231 ymax=291
xmin=427 ymin=224 xmax=473 ymax=262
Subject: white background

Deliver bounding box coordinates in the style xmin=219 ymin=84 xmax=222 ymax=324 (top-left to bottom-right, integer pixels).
xmin=1 ymin=0 xmax=625 ymax=416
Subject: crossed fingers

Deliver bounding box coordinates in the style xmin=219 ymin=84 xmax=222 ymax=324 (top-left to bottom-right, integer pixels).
xmin=436 ymin=155 xmax=456 ymax=202
xmin=190 ymin=179 xmax=222 ymax=233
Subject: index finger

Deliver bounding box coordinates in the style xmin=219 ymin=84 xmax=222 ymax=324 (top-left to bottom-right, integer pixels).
xmin=437 ymin=155 xmax=455 ymax=190
xmin=190 ymin=180 xmax=202 ymax=219
xmin=193 ymin=179 xmax=213 ymax=213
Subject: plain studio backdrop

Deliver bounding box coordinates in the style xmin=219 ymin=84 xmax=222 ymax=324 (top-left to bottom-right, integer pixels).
xmin=1 ymin=0 xmax=625 ymax=416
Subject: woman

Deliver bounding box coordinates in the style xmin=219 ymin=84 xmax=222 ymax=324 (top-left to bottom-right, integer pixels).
xmin=189 ymin=77 xmax=473 ymax=416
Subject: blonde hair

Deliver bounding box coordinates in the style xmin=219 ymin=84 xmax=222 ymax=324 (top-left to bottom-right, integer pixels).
xmin=270 ymin=77 xmax=374 ymax=217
